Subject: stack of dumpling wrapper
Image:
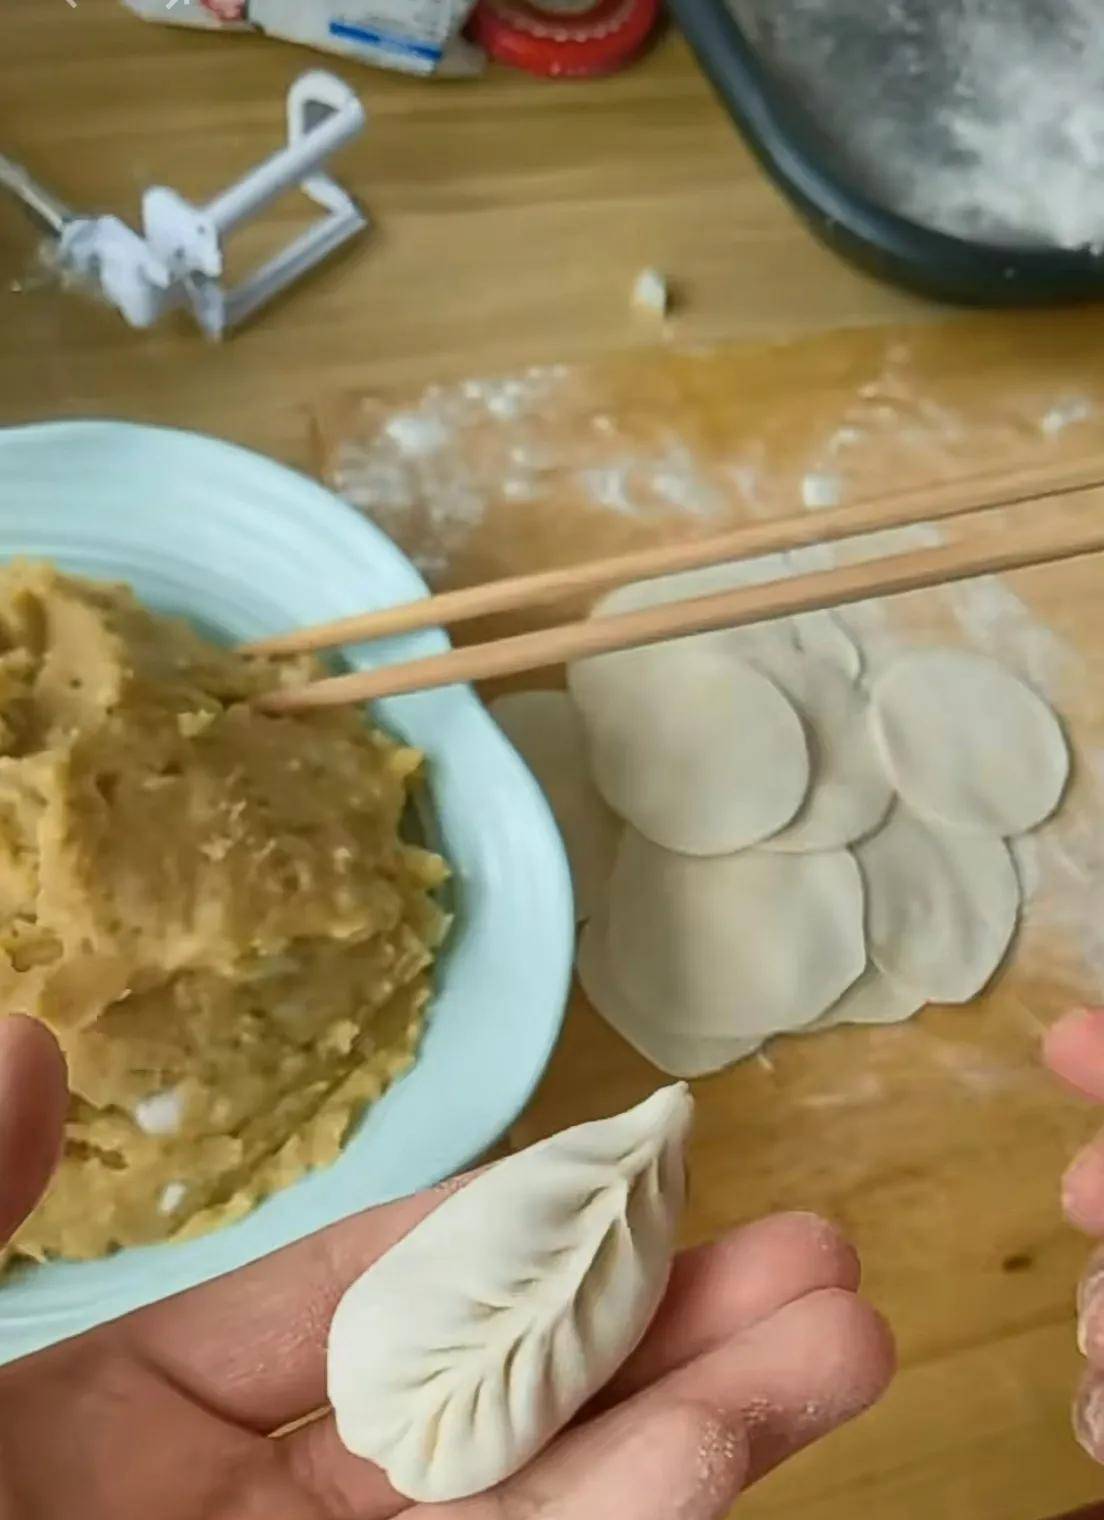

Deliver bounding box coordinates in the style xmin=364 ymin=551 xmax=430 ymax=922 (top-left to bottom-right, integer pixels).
xmin=491 ymin=557 xmax=1070 ymax=1078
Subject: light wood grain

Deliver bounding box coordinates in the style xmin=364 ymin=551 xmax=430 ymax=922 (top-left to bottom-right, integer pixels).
xmin=0 ymin=0 xmax=931 ymax=471
xmin=245 ymin=452 xmax=1104 ymax=655
xmin=317 ymin=333 xmax=1104 ymax=1520
xmin=258 ymin=493 xmax=1104 ymax=707
xmin=5 ymin=4 xmax=1104 ymax=1517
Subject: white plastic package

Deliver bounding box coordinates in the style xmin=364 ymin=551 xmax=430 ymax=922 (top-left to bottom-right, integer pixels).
xmin=121 ymin=0 xmax=482 ymax=77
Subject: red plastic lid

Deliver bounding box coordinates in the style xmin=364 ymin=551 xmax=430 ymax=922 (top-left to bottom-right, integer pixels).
xmin=469 ymin=0 xmax=661 ymax=77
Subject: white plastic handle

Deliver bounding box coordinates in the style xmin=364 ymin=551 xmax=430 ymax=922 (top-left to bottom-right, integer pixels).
xmin=204 ymin=71 xmax=366 ymax=234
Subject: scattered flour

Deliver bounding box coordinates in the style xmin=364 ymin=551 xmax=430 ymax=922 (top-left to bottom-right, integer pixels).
xmin=466 ymin=366 xmax=571 ymax=422
xmin=736 ymin=0 xmax=1104 ymax=250
xmin=801 ymin=1072 xmax=883 ymax=1109
xmin=334 ymin=337 xmax=1098 ymax=581
xmin=332 ymin=373 xmax=574 ymax=577
xmin=940 ymin=574 xmax=1078 ymax=696
xmin=331 ymin=344 xmax=1104 ymax=994
xmin=1040 ymin=397 xmax=1094 ymax=437
xmin=572 ymin=448 xmax=728 ymax=519
xmin=333 ymin=366 xmax=732 ymax=574
xmin=577 ymin=464 xmax=637 ymax=516
xmin=383 ymin=412 xmax=451 ymax=458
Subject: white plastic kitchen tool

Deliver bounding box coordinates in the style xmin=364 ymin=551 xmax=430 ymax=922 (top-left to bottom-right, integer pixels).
xmin=0 ymin=71 xmax=368 ymax=339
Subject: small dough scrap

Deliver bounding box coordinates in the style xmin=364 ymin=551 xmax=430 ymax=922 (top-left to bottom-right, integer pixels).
xmin=631 ymin=267 xmax=669 ymax=317
xmin=328 ymin=1084 xmax=691 ymax=1502
xmin=578 ymin=916 xmax=762 ymax=1077
xmin=489 ymin=689 xmax=618 ymax=921
xmin=813 ymin=963 xmax=925 ymax=1029
xmin=568 ymin=641 xmax=809 ymax=855
xmin=603 ymin=830 xmax=865 ymax=1038
xmin=869 ymin=649 xmax=1069 ymax=835
xmin=855 ymin=807 xmax=1020 ymax=1003
xmin=755 ymin=651 xmax=894 ymax=853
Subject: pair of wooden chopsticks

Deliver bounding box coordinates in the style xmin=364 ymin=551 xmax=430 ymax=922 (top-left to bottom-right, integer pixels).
xmin=251 ymin=454 xmax=1104 ymax=714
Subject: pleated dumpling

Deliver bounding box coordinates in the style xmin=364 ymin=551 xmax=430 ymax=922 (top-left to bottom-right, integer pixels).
xmin=327 ymin=1084 xmax=693 ymax=1502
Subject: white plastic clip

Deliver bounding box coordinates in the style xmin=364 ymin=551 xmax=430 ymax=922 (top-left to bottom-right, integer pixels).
xmin=3 ymin=72 xmax=368 ymax=339
xmin=142 ymin=71 xmax=368 ymax=338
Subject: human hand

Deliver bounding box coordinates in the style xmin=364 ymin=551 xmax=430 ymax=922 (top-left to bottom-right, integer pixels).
xmin=0 ymin=1014 xmax=893 ymax=1519
xmin=1045 ymin=1006 xmax=1104 ymax=1464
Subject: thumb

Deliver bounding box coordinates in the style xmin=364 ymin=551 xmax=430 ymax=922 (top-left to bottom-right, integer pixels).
xmin=418 ymin=1397 xmax=749 ymax=1520
xmin=0 ymin=1015 xmax=68 ymax=1246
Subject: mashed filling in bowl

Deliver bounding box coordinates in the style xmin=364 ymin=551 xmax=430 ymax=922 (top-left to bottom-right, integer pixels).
xmin=0 ymin=563 xmax=449 ymax=1268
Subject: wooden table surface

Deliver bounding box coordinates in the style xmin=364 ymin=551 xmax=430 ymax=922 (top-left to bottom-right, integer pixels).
xmin=3 ymin=5 xmax=1104 ymax=1519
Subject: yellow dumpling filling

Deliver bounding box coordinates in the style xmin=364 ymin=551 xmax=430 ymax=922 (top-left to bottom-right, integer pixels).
xmin=0 ymin=562 xmax=448 ymax=1268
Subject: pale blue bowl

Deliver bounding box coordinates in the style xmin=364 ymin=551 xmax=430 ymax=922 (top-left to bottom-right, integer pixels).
xmin=0 ymin=421 xmax=574 ymax=1363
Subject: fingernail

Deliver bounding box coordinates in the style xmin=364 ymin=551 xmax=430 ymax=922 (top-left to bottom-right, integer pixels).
xmin=1074 ymin=1372 xmax=1104 ymax=1462
xmin=1064 ymin=1147 xmax=1089 ymax=1200
xmin=1078 ymin=1295 xmax=1099 ymax=1359
xmin=1055 ymin=1007 xmax=1104 ymax=1032
xmin=1077 ymin=1253 xmax=1104 ymax=1358
xmin=1062 ymin=1143 xmax=1104 ymax=1222
xmin=1046 ymin=1008 xmax=1104 ymax=1065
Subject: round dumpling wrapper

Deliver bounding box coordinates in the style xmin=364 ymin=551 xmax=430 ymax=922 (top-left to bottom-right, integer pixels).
xmin=811 ymin=963 xmax=925 ymax=1029
xmin=591 ymin=559 xmax=799 ymax=664
xmin=603 ymin=830 xmax=866 ymax=1039
xmin=592 ymin=557 xmax=861 ymax=678
xmin=754 ymin=651 xmax=894 ymax=853
xmin=578 ymin=915 xmax=763 ymax=1077
xmin=868 ymin=649 xmax=1069 ymax=836
xmin=568 ymin=640 xmax=809 ymax=855
xmin=854 ymin=806 xmax=1020 ymax=1003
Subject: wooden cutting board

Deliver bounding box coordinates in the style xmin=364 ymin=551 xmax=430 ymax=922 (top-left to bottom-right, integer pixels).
xmin=315 ymin=309 xmax=1104 ymax=1519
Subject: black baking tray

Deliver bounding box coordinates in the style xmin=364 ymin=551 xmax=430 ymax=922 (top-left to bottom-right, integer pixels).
xmin=669 ymin=0 xmax=1104 ymax=306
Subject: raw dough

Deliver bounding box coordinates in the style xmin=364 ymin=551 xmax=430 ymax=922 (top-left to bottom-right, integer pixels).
xmin=0 ymin=563 xmax=448 ymax=1269
xmin=328 ymin=1084 xmax=692 ymax=1502
xmin=813 ymin=963 xmax=924 ymax=1029
xmin=591 ymin=557 xmax=860 ymax=678
xmin=754 ymin=651 xmax=894 ymax=852
xmin=577 ymin=916 xmax=762 ymax=1077
xmin=782 ymin=549 xmax=863 ymax=680
xmin=591 ymin=559 xmax=799 ymax=664
xmin=489 ymin=689 xmax=618 ymax=921
xmin=868 ymin=649 xmax=1069 ymax=835
xmin=568 ymin=640 xmax=809 ymax=855
xmin=855 ymin=805 xmax=1019 ymax=1003
xmin=602 ymin=830 xmax=866 ymax=1038
xmin=792 ymin=608 xmax=863 ymax=680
